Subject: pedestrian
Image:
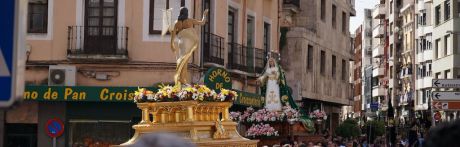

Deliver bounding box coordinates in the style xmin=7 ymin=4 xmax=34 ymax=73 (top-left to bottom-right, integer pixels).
xmin=424 ymin=120 xmax=460 ymax=147
xmin=307 ymin=142 xmax=314 ymax=147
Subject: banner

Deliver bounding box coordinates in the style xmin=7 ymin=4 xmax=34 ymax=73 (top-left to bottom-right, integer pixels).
xmin=233 ymin=90 xmax=263 ymax=108
xmin=24 ymin=86 xmax=157 ymax=102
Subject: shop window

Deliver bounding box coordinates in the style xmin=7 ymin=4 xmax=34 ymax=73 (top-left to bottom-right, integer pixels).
xmin=5 ymin=124 xmax=37 ymax=147
xmin=69 ymin=120 xmax=133 ymax=146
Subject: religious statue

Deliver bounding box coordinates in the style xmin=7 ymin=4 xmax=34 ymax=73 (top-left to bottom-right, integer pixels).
xmin=258 ymin=57 xmax=282 ymax=111
xmin=163 ymin=7 xmax=209 ymax=87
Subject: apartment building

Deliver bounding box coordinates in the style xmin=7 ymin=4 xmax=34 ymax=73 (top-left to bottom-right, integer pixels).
xmin=432 ymin=0 xmax=460 ymax=122
xmin=2 ymin=0 xmax=279 ymax=146
xmin=414 ymin=0 xmax=433 ymax=118
xmin=362 ymin=9 xmax=374 ymax=115
xmin=352 ymin=26 xmax=363 ymax=118
xmin=281 ymin=0 xmax=355 ymax=131
xmin=371 ymin=0 xmax=388 ymax=115
xmin=398 ymin=0 xmax=415 ymax=123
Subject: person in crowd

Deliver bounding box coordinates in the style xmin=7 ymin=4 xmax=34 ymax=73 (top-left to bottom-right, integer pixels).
xmin=424 ymin=120 xmax=460 ymax=147
xmin=307 ymin=142 xmax=314 ymax=147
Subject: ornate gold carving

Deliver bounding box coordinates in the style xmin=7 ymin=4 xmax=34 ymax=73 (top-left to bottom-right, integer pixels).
xmin=213 ymin=119 xmax=229 ymax=140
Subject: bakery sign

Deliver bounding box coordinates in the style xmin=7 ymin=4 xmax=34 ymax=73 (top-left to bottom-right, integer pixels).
xmin=23 ymin=86 xmax=157 ymax=102
xmin=204 ymin=67 xmax=232 ymax=93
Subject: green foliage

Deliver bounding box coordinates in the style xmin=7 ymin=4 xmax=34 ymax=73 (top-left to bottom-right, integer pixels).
xmin=364 ymin=120 xmax=385 ymax=137
xmin=335 ymin=118 xmax=361 ymax=138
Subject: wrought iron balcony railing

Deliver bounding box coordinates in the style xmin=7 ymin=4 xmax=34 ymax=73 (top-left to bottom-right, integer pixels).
xmin=228 ymin=43 xmax=248 ymax=72
xmin=202 ymin=33 xmax=225 ymax=65
xmin=67 ymin=26 xmax=128 ymax=60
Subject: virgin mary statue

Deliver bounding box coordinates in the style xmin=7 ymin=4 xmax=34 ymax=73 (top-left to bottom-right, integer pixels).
xmin=258 ymin=58 xmax=282 ymax=111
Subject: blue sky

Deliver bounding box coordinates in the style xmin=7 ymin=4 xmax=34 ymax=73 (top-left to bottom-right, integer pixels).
xmin=350 ymin=0 xmax=378 ymax=33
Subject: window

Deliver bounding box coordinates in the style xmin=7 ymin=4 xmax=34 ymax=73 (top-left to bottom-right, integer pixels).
xmin=332 ymin=4 xmax=336 ymax=28
xmin=332 ymin=55 xmax=336 ymax=77
xmin=320 ymin=50 xmax=325 ymax=75
xmin=264 ymin=22 xmax=271 ymax=53
xmin=423 ymin=90 xmax=429 ymax=103
xmin=321 ymin=0 xmax=326 ymax=21
xmin=422 ymin=12 xmax=427 ymax=26
xmin=390 ymin=1 xmax=393 ymax=14
xmin=342 ymin=59 xmax=346 ymax=80
xmin=390 ymin=66 xmax=393 ymax=78
xmin=436 ymin=38 xmax=441 ymax=59
xmin=342 ymin=11 xmax=347 ymax=33
xmin=390 ymin=44 xmax=394 ymax=57
xmin=390 ymin=23 xmax=393 ymax=34
xmin=435 ymin=5 xmax=441 ymax=25
xmin=307 ymin=45 xmax=313 ymax=70
xmin=28 ymin=0 xmax=48 ymax=33
xmin=247 ymin=16 xmax=255 ymax=48
xmin=445 ymin=70 xmax=451 ymax=79
xmin=149 ymin=0 xmax=185 ymax=34
xmin=445 ymin=34 xmax=451 ymax=56
xmin=445 ymin=0 xmax=451 ymax=21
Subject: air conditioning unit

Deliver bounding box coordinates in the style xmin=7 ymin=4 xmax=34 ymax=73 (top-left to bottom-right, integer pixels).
xmin=48 ymin=65 xmax=76 ymax=86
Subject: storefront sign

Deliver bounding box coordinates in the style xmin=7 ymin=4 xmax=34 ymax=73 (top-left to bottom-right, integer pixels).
xmin=24 ymin=86 xmax=156 ymax=102
xmin=233 ymin=90 xmax=263 ymax=108
xmin=45 ymin=118 xmax=64 ymax=138
xmin=204 ymin=67 xmax=232 ymax=93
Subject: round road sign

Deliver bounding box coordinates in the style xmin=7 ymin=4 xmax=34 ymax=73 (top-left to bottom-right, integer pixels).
xmin=434 ymin=112 xmax=442 ymax=121
xmin=45 ymin=118 xmax=64 ymax=138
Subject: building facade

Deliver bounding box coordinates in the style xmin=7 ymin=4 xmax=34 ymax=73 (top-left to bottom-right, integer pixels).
xmin=431 ymin=0 xmax=460 ymax=122
xmin=353 ymin=25 xmax=363 ymax=117
xmin=414 ymin=0 xmax=433 ymax=120
xmin=2 ymin=0 xmax=280 ymax=146
xmin=362 ymin=9 xmax=374 ymax=116
xmin=372 ymin=0 xmax=388 ymax=118
xmin=280 ymin=0 xmax=355 ymax=132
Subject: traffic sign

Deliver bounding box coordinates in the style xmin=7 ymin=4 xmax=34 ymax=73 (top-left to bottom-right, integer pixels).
xmin=432 ymin=91 xmax=460 ymax=101
xmin=433 ymin=79 xmax=460 ymax=88
xmin=434 ymin=112 xmax=442 ymax=121
xmin=432 ymin=102 xmax=442 ymax=110
xmin=0 ymin=0 xmax=27 ymax=107
xmin=45 ymin=118 xmax=65 ymax=138
xmin=432 ymin=101 xmax=460 ymax=110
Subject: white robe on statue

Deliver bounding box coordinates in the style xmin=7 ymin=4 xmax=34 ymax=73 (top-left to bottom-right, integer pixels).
xmin=262 ymin=66 xmax=282 ymax=111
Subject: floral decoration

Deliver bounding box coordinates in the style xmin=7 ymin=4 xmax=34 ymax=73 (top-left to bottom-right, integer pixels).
xmin=309 ymin=109 xmax=327 ymax=120
xmin=230 ymin=106 xmax=299 ymax=123
xmin=246 ymin=123 xmax=279 ymax=138
xmin=134 ymin=84 xmax=237 ymax=103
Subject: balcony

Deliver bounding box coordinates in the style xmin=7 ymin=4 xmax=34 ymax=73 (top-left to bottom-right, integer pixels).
xmin=372 ymin=24 xmax=384 ymax=38
xmin=373 ymin=67 xmax=385 ymax=77
xmin=372 ymin=44 xmax=384 ymax=58
xmin=67 ymin=26 xmax=129 ymax=61
xmin=400 ymin=66 xmax=413 ymax=79
xmin=372 ymin=4 xmax=386 ymax=19
xmin=227 ymin=43 xmax=267 ymax=74
xmin=372 ymin=86 xmax=385 ymax=97
xmin=348 ymin=0 xmax=356 ymax=16
xmin=203 ymin=33 xmax=225 ymax=66
xmin=283 ymin=0 xmax=299 ymax=8
xmin=254 ymin=48 xmax=268 ymax=74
